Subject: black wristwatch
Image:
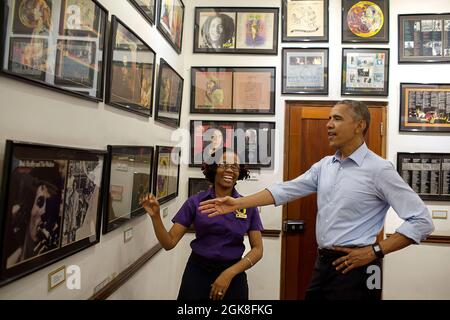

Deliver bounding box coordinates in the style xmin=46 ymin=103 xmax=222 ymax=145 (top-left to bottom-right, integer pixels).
xmin=372 ymin=243 xmax=385 ymax=259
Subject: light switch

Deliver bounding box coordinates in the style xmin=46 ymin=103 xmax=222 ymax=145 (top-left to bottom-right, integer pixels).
xmin=124 ymin=227 xmax=133 ymax=242
xmin=163 ymin=207 xmax=169 ymax=218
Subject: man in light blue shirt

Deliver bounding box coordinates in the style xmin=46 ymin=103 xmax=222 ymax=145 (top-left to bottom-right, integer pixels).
xmin=200 ymin=100 xmax=434 ymax=300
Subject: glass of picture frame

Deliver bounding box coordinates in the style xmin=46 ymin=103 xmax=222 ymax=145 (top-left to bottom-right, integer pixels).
xmin=188 ymin=178 xmax=212 ymax=197
xmin=282 ymin=0 xmax=329 ymax=42
xmin=399 ymin=83 xmax=450 ymax=132
xmin=190 ymin=67 xmax=275 ymax=114
xmin=103 ymin=146 xmax=154 ymax=234
xmin=398 ymin=13 xmax=450 ymax=63
xmin=106 ymin=16 xmax=156 ymax=118
xmin=129 ymin=0 xmax=156 ymax=25
xmin=155 ymin=59 xmax=184 ymax=128
xmin=341 ymin=48 xmax=389 ymax=96
xmin=190 ymin=120 xmax=275 ymax=169
xmin=341 ymin=0 xmax=389 ymax=43
xmin=157 ymin=0 xmax=185 ymax=54
xmin=153 ymin=146 xmax=181 ymax=205
xmin=282 ymin=48 xmax=328 ymax=95
xmin=194 ymin=7 xmax=279 ymax=55
xmin=0 ymin=140 xmax=106 ymax=286
xmin=0 ymin=0 xmax=107 ymax=102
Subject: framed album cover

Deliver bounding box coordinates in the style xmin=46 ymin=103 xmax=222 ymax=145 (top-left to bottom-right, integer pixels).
xmin=157 ymin=0 xmax=185 ymax=54
xmin=194 ymin=7 xmax=279 ymax=55
xmin=341 ymin=48 xmax=389 ymax=96
xmin=282 ymin=48 xmax=328 ymax=95
xmin=155 ymin=59 xmax=184 ymax=128
xmin=342 ymin=0 xmax=389 ymax=43
xmin=106 ymin=16 xmax=156 ymax=117
xmin=188 ymin=178 xmax=211 ymax=197
xmin=282 ymin=0 xmax=329 ymax=42
xmin=129 ymin=0 xmax=156 ymax=25
xmin=1 ymin=0 xmax=107 ymax=102
xmin=103 ymin=146 xmax=154 ymax=234
xmin=190 ymin=67 xmax=275 ymax=114
xmin=399 ymin=83 xmax=450 ymax=132
xmin=0 ymin=140 xmax=106 ymax=287
xmin=398 ymin=13 xmax=450 ymax=63
xmin=153 ymin=146 xmax=181 ymax=205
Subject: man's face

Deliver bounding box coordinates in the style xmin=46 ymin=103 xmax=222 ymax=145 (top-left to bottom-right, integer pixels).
xmin=327 ymin=104 xmax=363 ymax=150
xmin=29 ymin=185 xmax=50 ymax=242
xmin=210 ymin=17 xmax=224 ymax=42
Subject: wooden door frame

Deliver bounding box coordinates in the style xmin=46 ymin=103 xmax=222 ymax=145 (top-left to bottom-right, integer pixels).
xmin=280 ymin=100 xmax=387 ymax=299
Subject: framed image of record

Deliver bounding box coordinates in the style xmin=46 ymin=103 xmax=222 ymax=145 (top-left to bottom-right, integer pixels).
xmin=188 ymin=178 xmax=211 ymax=197
xmin=153 ymin=146 xmax=181 ymax=205
xmin=342 ymin=0 xmax=389 ymax=43
xmin=59 ymin=0 xmax=101 ymax=37
xmin=129 ymin=0 xmax=156 ymax=25
xmin=157 ymin=0 xmax=185 ymax=54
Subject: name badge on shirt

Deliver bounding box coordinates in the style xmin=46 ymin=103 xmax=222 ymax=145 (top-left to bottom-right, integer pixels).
xmin=235 ymin=208 xmax=247 ymax=219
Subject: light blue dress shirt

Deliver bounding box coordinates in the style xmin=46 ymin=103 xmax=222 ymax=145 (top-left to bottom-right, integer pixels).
xmin=267 ymin=143 xmax=434 ymax=248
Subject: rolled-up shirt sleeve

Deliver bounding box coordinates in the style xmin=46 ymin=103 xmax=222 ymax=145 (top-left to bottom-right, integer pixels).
xmin=375 ymin=162 xmax=435 ymax=243
xmin=266 ymin=158 xmax=322 ymax=206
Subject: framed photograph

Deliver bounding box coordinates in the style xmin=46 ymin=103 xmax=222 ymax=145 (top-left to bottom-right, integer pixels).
xmin=191 ymin=67 xmax=275 ymax=114
xmin=282 ymin=0 xmax=329 ymax=42
xmin=341 ymin=48 xmax=389 ymax=96
xmin=188 ymin=178 xmax=211 ymax=197
xmin=157 ymin=0 xmax=185 ymax=54
xmin=190 ymin=120 xmax=275 ymax=168
xmin=1 ymin=0 xmax=107 ymax=102
xmin=282 ymin=48 xmax=328 ymax=95
xmin=194 ymin=7 xmax=279 ymax=55
xmin=103 ymin=146 xmax=154 ymax=234
xmin=398 ymin=13 xmax=450 ymax=63
xmin=106 ymin=16 xmax=156 ymax=117
xmin=0 ymin=140 xmax=106 ymax=286
xmin=153 ymin=146 xmax=181 ymax=205
xmin=342 ymin=0 xmax=389 ymax=43
xmin=399 ymin=83 xmax=450 ymax=132
xmin=155 ymin=59 xmax=184 ymax=128
xmin=129 ymin=0 xmax=156 ymax=25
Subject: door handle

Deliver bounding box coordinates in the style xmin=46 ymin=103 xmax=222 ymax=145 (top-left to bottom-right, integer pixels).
xmin=283 ymin=220 xmax=305 ymax=233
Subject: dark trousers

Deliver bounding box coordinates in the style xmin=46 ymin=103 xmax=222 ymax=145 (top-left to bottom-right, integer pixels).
xmin=305 ymin=249 xmax=382 ymax=301
xmin=177 ymin=252 xmax=249 ymax=300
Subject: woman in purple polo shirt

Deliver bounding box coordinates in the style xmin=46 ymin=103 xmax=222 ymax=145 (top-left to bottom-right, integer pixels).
xmin=140 ymin=149 xmax=264 ymax=300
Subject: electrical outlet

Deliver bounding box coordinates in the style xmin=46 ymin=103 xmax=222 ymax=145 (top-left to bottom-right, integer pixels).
xmin=124 ymin=227 xmax=133 ymax=242
xmin=163 ymin=207 xmax=169 ymax=218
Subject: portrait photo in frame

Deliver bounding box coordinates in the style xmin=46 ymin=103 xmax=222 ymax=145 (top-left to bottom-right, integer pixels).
xmin=282 ymin=0 xmax=329 ymax=42
xmin=188 ymin=178 xmax=212 ymax=197
xmin=399 ymin=83 xmax=450 ymax=132
xmin=157 ymin=0 xmax=185 ymax=54
xmin=129 ymin=0 xmax=156 ymax=25
xmin=59 ymin=0 xmax=101 ymax=37
xmin=341 ymin=48 xmax=389 ymax=96
xmin=153 ymin=146 xmax=181 ymax=205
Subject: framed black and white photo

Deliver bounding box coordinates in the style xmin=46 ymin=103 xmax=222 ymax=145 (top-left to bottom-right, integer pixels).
xmin=157 ymin=0 xmax=185 ymax=54
xmin=129 ymin=0 xmax=156 ymax=25
xmin=188 ymin=178 xmax=212 ymax=197
xmin=153 ymin=146 xmax=181 ymax=205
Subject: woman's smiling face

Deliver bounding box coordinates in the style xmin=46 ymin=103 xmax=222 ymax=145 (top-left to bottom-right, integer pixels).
xmin=215 ymin=151 xmax=240 ymax=189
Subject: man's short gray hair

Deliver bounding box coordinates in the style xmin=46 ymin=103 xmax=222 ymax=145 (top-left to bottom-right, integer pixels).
xmin=337 ymin=100 xmax=371 ymax=136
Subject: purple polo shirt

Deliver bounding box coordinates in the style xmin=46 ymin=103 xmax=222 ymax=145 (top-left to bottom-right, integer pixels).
xmin=172 ymin=188 xmax=264 ymax=261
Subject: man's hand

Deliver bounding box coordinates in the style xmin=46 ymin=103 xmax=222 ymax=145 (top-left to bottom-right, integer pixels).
xmin=331 ymin=246 xmax=377 ymax=274
xmin=199 ymin=196 xmax=238 ymax=217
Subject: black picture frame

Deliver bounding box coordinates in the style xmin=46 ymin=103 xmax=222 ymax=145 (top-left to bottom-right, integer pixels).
xmin=193 ymin=7 xmax=279 ymax=55
xmin=282 ymin=47 xmax=329 ymax=95
xmin=59 ymin=0 xmax=101 ymax=37
xmin=153 ymin=146 xmax=181 ymax=205
xmin=341 ymin=0 xmax=389 ymax=43
xmin=157 ymin=0 xmax=185 ymax=54
xmin=188 ymin=178 xmax=212 ymax=197
xmin=282 ymin=0 xmax=329 ymax=42
xmin=398 ymin=13 xmax=450 ymax=63
xmin=0 ymin=0 xmax=108 ymax=103
xmin=106 ymin=15 xmax=157 ymax=118
xmin=155 ymin=58 xmax=184 ymax=128
xmin=129 ymin=0 xmax=156 ymax=25
xmin=190 ymin=66 xmax=276 ymax=114
xmin=190 ymin=120 xmax=275 ymax=169
xmin=341 ymin=47 xmax=389 ymax=96
xmin=397 ymin=152 xmax=450 ymax=201
xmin=0 ymin=140 xmax=106 ymax=287
xmin=399 ymin=83 xmax=450 ymax=132
xmin=103 ymin=146 xmax=154 ymax=234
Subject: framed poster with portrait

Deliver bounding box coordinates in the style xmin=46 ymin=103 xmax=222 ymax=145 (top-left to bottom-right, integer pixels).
xmin=282 ymin=0 xmax=329 ymax=42
xmin=398 ymin=14 xmax=450 ymax=63
xmin=188 ymin=178 xmax=212 ymax=197
xmin=157 ymin=0 xmax=184 ymax=54
xmin=0 ymin=140 xmax=106 ymax=287
xmin=399 ymin=83 xmax=450 ymax=132
xmin=194 ymin=7 xmax=279 ymax=55
xmin=129 ymin=0 xmax=156 ymax=25
xmin=342 ymin=0 xmax=389 ymax=43
xmin=106 ymin=16 xmax=156 ymax=117
xmin=153 ymin=146 xmax=181 ymax=205
xmin=155 ymin=59 xmax=184 ymax=128
xmin=103 ymin=146 xmax=154 ymax=234
xmin=190 ymin=120 xmax=275 ymax=169
xmin=282 ymin=48 xmax=328 ymax=95
xmin=190 ymin=67 xmax=275 ymax=114
xmin=1 ymin=0 xmax=107 ymax=102
xmin=341 ymin=48 xmax=389 ymax=96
